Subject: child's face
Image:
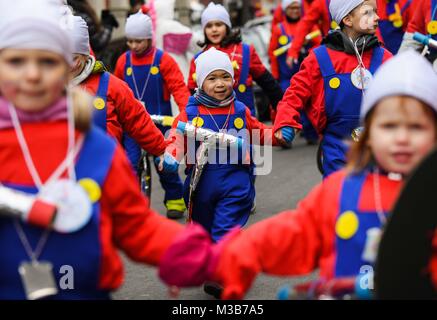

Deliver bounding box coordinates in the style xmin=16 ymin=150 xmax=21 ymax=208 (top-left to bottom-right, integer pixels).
xmin=202 ymin=70 xmax=233 ymax=100
xmin=204 ymin=21 xmax=227 ymax=45
xmin=0 ymin=49 xmax=68 ymax=112
xmin=127 ymin=39 xmax=151 ymax=56
xmin=367 ymin=96 xmax=436 ymax=175
xmin=345 ymin=0 xmax=379 ymax=35
xmin=285 ymin=3 xmax=301 ymax=20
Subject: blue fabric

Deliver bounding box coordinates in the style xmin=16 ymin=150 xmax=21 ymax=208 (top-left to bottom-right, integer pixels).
xmin=155 ymin=153 xmax=179 ymax=173
xmin=0 ymin=127 xmax=116 ymax=299
xmin=184 ymin=98 xmax=254 ymax=242
xmin=379 ymin=20 xmax=403 ymax=54
xmin=92 ymin=71 xmax=110 ymax=131
xmin=277 ymin=23 xmax=300 ymax=87
xmin=314 ymin=45 xmax=384 ymax=177
xmin=334 ymin=171 xmax=386 ymax=277
xmin=281 ymin=126 xmax=295 ymax=143
xmin=123 ymin=49 xmax=183 ymax=202
xmin=431 ymin=0 xmax=437 ymax=41
xmin=235 ymin=44 xmax=256 ymax=116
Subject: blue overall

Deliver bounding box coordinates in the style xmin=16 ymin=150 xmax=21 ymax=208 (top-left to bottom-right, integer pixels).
xmin=379 ymin=0 xmax=412 ymax=54
xmin=92 ymin=71 xmax=109 ymax=131
xmin=184 ymin=97 xmax=255 ymax=242
xmin=430 ymin=0 xmax=437 ymax=41
xmin=278 ymin=23 xmax=319 ymax=142
xmin=334 ymin=171 xmax=386 ymax=277
xmin=0 ymin=127 xmax=115 ymax=299
xmin=314 ymin=45 xmax=384 ymax=177
xmin=123 ymin=49 xmax=183 ymax=202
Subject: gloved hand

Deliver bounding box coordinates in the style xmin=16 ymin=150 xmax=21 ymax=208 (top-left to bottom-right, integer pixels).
xmin=155 ymin=153 xmax=179 ymax=173
xmin=101 ymin=10 xmax=119 ymax=28
xmin=274 ymin=127 xmax=295 ymax=148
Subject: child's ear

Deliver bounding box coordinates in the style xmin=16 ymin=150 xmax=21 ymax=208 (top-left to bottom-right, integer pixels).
xmin=342 ymin=14 xmax=353 ymax=28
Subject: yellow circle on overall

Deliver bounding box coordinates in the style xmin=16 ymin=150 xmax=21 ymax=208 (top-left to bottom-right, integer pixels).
xmin=393 ymin=20 xmax=403 ymax=28
xmin=150 ymin=66 xmax=159 ymax=75
xmin=336 ymin=211 xmax=359 ymax=240
xmin=234 ymin=117 xmax=244 ymax=129
xmin=428 ymin=21 xmax=437 ymax=35
xmin=329 ymin=77 xmax=341 ymax=89
xmin=93 ymin=97 xmax=105 ymax=110
xmin=79 ymin=178 xmax=101 ymax=203
xmin=192 ymin=117 xmax=204 ymax=127
xmin=232 ymin=60 xmax=239 ymax=70
xmin=126 ymin=67 xmax=133 ymax=76
xmin=238 ymin=84 xmax=247 ymax=93
xmin=331 ymin=21 xmax=339 ymax=30
xmin=192 ymin=72 xmax=197 ymax=81
xmin=279 ymin=35 xmax=289 ymax=46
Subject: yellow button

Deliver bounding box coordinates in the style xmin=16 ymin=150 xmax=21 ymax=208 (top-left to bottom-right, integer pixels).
xmin=238 ymin=84 xmax=247 ymax=93
xmin=427 ymin=21 xmax=437 ymax=35
xmin=329 ymin=77 xmax=341 ymax=89
xmin=336 ymin=211 xmax=359 ymax=240
xmin=126 ymin=67 xmax=133 ymax=76
xmin=234 ymin=117 xmax=244 ymax=129
xmin=150 ymin=66 xmax=159 ymax=75
xmin=232 ymin=60 xmax=240 ymax=70
xmin=192 ymin=72 xmax=197 ymax=81
xmin=393 ymin=19 xmax=403 ymax=28
xmin=93 ymin=97 xmax=105 ymax=110
xmin=331 ymin=21 xmax=339 ymax=30
xmin=192 ymin=117 xmax=204 ymax=127
xmin=279 ymin=35 xmax=289 ymax=46
xmin=79 ymin=178 xmax=102 ymax=203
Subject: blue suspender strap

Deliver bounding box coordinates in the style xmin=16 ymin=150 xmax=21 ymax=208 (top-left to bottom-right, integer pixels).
xmin=432 ymin=0 xmax=437 ymax=20
xmin=239 ymin=44 xmax=251 ymax=85
xmin=313 ymin=45 xmax=336 ymax=78
xmin=94 ymin=71 xmax=110 ymax=130
xmin=369 ymin=47 xmax=385 ymax=74
xmin=154 ymin=49 xmax=163 ymax=66
xmin=279 ymin=23 xmax=286 ymax=36
xmin=126 ymin=51 xmax=132 ymax=68
xmin=339 ymin=172 xmax=367 ymax=213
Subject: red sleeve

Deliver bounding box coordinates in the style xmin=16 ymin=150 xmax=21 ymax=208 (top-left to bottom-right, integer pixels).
xmin=214 ymin=175 xmax=335 ymax=299
xmin=166 ymin=111 xmax=189 ymax=162
xmin=268 ymin=25 xmax=281 ymax=80
xmin=249 ymin=45 xmax=267 ymax=79
xmin=108 ymin=75 xmax=167 ymax=156
xmin=273 ymin=52 xmax=319 ymax=132
xmin=160 ymin=52 xmax=191 ymax=111
xmin=101 ymin=146 xmax=184 ymax=267
xmin=187 ymin=57 xmax=197 ymax=91
xmin=406 ymin=1 xmax=427 ymax=34
xmin=271 ymin=3 xmax=284 ymax=29
xmin=114 ymin=53 xmax=127 ymax=80
xmin=245 ymin=108 xmax=278 ymax=146
xmin=287 ymin=0 xmax=324 ymax=59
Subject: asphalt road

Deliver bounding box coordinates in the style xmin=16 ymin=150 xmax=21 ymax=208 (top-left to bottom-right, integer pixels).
xmin=112 ymin=135 xmax=322 ymax=300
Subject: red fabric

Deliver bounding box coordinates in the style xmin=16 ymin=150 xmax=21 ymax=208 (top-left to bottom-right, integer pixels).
xmin=406 ymin=0 xmax=431 ymax=34
xmin=114 ymin=50 xmax=190 ymax=111
xmin=273 ymin=47 xmax=392 ymax=134
xmin=377 ymin=0 xmax=417 ymax=31
xmin=80 ymin=72 xmax=166 ymax=156
xmin=212 ymin=169 xmax=404 ymax=299
xmin=187 ymin=43 xmax=267 ymax=91
xmin=271 ymin=0 xmax=313 ymax=30
xmin=0 ymin=121 xmax=184 ymax=291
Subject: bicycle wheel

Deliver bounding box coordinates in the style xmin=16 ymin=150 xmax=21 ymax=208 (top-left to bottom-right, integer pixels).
xmin=139 ymin=153 xmax=152 ymax=203
xmin=316 ymin=143 xmax=324 ymax=175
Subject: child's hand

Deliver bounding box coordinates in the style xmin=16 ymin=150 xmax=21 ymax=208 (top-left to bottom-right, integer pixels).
xmin=274 ymin=127 xmax=295 ymax=148
xmin=286 ymin=56 xmax=299 ymax=68
xmin=155 ymin=153 xmax=179 ymax=173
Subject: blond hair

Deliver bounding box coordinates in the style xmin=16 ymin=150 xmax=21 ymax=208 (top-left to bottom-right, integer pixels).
xmin=70 ymin=87 xmax=93 ymax=132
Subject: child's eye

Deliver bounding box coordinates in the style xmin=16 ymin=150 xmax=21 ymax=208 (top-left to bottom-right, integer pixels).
xmin=6 ymin=57 xmax=24 ymax=66
xmin=381 ymin=123 xmax=397 ymax=129
xmin=409 ymin=123 xmax=426 ymax=130
xmin=40 ymin=58 xmax=59 ymax=66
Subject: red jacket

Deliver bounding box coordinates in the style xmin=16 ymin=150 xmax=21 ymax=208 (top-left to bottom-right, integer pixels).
xmin=80 ymin=72 xmax=166 ymax=156
xmin=187 ymin=43 xmax=267 ymax=91
xmin=114 ymin=50 xmax=190 ymax=111
xmin=273 ymin=46 xmax=392 ymax=134
xmin=406 ymin=0 xmax=433 ymax=34
xmin=0 ymin=121 xmax=184 ymax=291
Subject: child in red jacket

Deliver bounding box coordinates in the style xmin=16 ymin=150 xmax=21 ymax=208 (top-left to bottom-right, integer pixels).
xmin=274 ymin=0 xmax=392 ymax=177
xmin=0 ymin=0 xmax=187 ymax=299
xmin=158 ymin=50 xmax=437 ymax=300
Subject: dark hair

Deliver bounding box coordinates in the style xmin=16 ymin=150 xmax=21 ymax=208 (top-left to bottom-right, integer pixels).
xmin=197 ymin=26 xmax=242 ymax=48
xmin=67 ymin=0 xmax=101 ymax=32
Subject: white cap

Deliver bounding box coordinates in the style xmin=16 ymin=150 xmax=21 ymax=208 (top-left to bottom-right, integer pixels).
xmin=201 ymin=2 xmax=232 ymax=30
xmin=125 ymin=10 xmax=153 ymax=40
xmin=195 ymin=47 xmax=234 ymax=89
xmin=72 ymin=16 xmax=90 ymax=55
xmin=0 ymin=0 xmax=74 ymax=65
xmin=282 ymin=0 xmax=302 ymax=11
xmin=361 ymin=50 xmax=437 ymax=119
xmin=329 ymin=0 xmax=364 ymax=24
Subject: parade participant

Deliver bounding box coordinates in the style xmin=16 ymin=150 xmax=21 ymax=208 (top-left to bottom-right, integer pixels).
xmin=399 ymin=0 xmax=437 ymax=67
xmin=187 ymin=2 xmax=283 ymax=119
xmin=114 ymin=10 xmax=189 ymax=219
xmin=163 ymin=48 xmax=278 ymax=242
xmin=0 ymin=0 xmax=188 ymax=299
xmin=268 ymin=0 xmax=320 ymax=144
xmin=271 ymin=0 xmax=313 ymax=30
xmin=274 ymin=0 xmax=392 ymax=177
xmin=158 ymin=50 xmax=437 ymax=300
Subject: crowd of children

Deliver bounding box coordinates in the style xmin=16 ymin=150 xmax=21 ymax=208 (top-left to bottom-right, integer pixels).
xmin=1 ymin=0 xmax=436 ymax=300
